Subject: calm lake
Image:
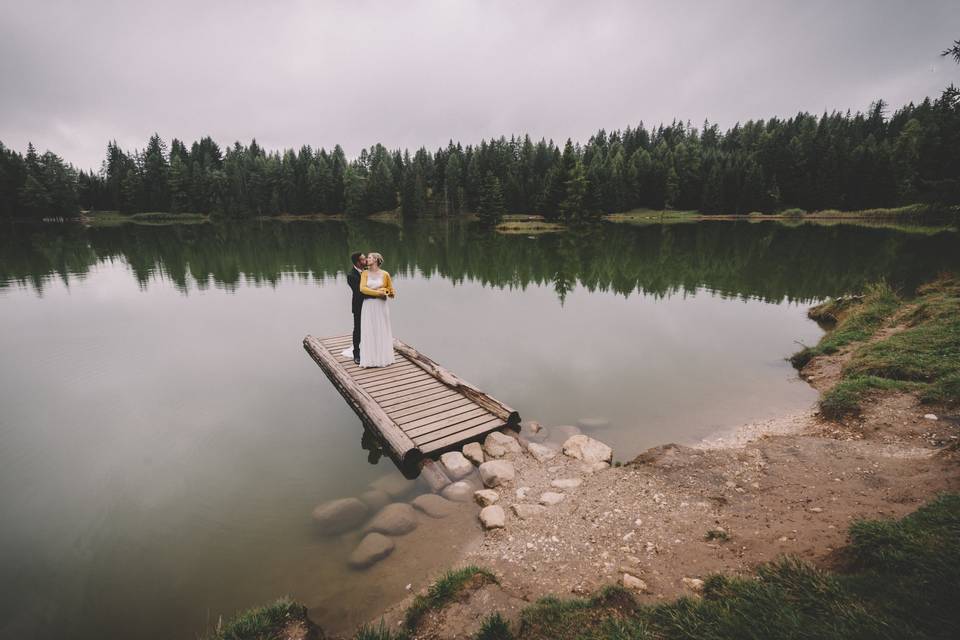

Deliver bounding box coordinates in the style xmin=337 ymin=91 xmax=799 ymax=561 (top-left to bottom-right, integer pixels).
xmin=1 ymin=218 xmax=958 ymax=639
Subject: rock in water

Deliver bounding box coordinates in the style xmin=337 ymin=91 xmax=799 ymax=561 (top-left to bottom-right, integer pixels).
xmin=462 ymin=442 xmax=485 ymax=465
xmin=511 ymin=503 xmax=547 ymax=519
xmin=358 ymin=489 xmax=390 ymax=513
xmin=479 ymin=460 xmax=516 ymax=487
xmin=348 ymin=533 xmax=395 ymax=569
xmin=526 ymin=441 xmax=559 ymax=462
xmin=484 ymin=432 xmax=522 ymax=458
xmin=363 ymin=503 xmax=418 ymax=535
xmin=525 ymin=420 xmax=544 ymax=434
xmin=479 ymin=505 xmax=506 ymax=529
xmin=312 ymin=498 xmax=369 ymax=535
xmin=546 ymin=425 xmax=581 ymax=445
xmin=441 ymin=481 xmax=475 ymax=502
xmin=562 ymin=435 xmax=613 ymax=464
xmin=370 ymin=473 xmax=417 ymax=499
xmin=412 ymin=493 xmax=456 ymax=518
xmin=577 ymin=417 xmax=611 ymax=431
xmin=474 ymin=489 xmax=500 ymax=506
xmin=440 ymin=451 xmax=474 ymax=480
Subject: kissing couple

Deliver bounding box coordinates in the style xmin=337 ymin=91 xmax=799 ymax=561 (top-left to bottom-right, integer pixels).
xmin=345 ymin=251 xmax=397 ymax=368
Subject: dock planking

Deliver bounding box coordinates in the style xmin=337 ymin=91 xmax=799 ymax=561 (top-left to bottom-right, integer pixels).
xmin=303 ymin=334 xmax=519 ymax=465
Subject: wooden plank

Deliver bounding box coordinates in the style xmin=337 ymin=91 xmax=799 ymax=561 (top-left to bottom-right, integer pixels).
xmin=388 ymin=395 xmax=473 ymax=421
xmin=350 ymin=362 xmax=417 ymax=381
xmin=391 ymin=397 xmax=474 ymax=424
xmin=404 ymin=406 xmax=491 ymax=436
xmin=416 ymin=413 xmax=504 ymax=448
xmin=393 ymin=339 xmax=519 ymax=425
xmin=419 ymin=417 xmax=505 ymax=453
xmin=380 ymin=386 xmax=460 ymax=411
xmin=364 ymin=370 xmax=433 ymax=392
xmin=302 ymin=335 xmax=418 ymax=464
xmin=371 ymin=378 xmax=441 ymax=401
xmin=323 ymin=336 xmax=352 ymax=346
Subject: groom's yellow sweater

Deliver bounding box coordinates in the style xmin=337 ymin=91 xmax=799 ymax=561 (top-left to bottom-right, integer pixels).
xmin=359 ymin=270 xmax=396 ymax=299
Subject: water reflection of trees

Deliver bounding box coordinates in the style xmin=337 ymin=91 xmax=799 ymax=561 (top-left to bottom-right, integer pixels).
xmin=2 ymin=220 xmax=958 ymax=303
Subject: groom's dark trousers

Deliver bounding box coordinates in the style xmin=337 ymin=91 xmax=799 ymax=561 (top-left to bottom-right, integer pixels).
xmin=347 ymin=267 xmax=365 ymax=360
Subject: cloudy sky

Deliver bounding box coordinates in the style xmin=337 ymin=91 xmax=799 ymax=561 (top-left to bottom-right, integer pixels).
xmin=1 ymin=0 xmax=958 ymax=171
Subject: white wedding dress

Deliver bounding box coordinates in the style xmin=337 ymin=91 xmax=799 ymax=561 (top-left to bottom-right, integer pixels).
xmin=358 ymin=271 xmax=395 ymax=367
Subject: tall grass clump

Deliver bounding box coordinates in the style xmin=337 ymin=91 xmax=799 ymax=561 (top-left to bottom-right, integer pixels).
xmin=404 ymin=566 xmax=497 ymax=630
xmin=205 ymin=598 xmax=308 ymax=640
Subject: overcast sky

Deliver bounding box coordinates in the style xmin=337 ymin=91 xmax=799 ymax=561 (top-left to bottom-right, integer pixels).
xmin=1 ymin=0 xmax=958 ymax=171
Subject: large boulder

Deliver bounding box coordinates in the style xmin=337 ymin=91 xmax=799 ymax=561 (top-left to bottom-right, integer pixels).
xmin=412 ymin=493 xmax=457 ymax=518
xmin=312 ymin=497 xmax=369 ymax=535
xmin=348 ymin=533 xmax=395 ymax=569
xmin=526 ymin=441 xmax=559 ymax=463
xmin=562 ymin=435 xmax=613 ymax=464
xmin=441 ymin=480 xmax=475 ymax=502
xmin=479 ymin=460 xmax=515 ymax=487
xmin=479 ymin=505 xmax=506 ymax=529
xmin=483 ymin=432 xmax=521 ymax=458
xmin=462 ymin=442 xmax=485 ymax=465
xmin=440 ymin=451 xmax=474 ymax=480
xmin=363 ymin=503 xmax=418 ymax=535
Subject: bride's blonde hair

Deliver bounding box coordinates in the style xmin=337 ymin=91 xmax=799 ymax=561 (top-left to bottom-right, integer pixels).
xmin=367 ymin=252 xmax=384 ymax=267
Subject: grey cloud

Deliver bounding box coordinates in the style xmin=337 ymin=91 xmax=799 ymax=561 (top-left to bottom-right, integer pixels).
xmin=1 ymin=0 xmax=957 ymax=170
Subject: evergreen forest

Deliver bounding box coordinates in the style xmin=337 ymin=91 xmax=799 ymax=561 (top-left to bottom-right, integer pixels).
xmin=1 ymin=87 xmax=959 ymax=223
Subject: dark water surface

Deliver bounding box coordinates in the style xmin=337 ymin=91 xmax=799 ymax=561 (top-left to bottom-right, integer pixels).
xmin=1 ymin=219 xmax=957 ymax=639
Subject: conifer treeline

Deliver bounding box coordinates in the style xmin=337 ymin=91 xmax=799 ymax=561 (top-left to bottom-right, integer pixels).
xmin=1 ymin=87 xmax=958 ymax=222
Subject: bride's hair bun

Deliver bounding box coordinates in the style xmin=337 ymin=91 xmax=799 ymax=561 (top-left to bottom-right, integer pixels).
xmin=368 ymin=252 xmax=384 ymax=266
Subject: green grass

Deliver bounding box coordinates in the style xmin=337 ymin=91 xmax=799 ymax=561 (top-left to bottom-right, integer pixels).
xmin=488 ymin=494 xmax=960 ymax=639
xmin=796 ymin=276 xmax=960 ymax=417
xmin=404 ymin=566 xmax=498 ymax=630
xmin=790 ymin=281 xmax=900 ymax=369
xmin=353 ymin=620 xmax=410 ymax=640
xmin=204 ymin=597 xmax=309 ymax=640
xmin=476 ymin=612 xmax=515 ymax=640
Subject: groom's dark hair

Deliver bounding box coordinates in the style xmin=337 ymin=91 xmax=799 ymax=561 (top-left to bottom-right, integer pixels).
xmin=350 ymin=252 xmax=363 ymax=267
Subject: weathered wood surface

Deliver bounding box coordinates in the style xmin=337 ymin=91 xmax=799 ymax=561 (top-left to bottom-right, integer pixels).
xmin=303 ymin=334 xmax=518 ymax=464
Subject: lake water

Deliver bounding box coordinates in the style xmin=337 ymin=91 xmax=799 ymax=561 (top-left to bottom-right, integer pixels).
xmin=1 ymin=218 xmax=958 ymax=639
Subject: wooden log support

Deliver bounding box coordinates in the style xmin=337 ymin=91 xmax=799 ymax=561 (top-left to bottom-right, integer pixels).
xmin=392 ymin=338 xmax=520 ymax=426
xmin=303 ymin=335 xmax=420 ymax=465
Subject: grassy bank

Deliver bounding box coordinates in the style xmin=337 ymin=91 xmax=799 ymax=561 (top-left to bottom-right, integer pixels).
xmin=791 ymin=276 xmax=960 ymax=418
xmin=213 ymin=494 xmax=960 ymax=639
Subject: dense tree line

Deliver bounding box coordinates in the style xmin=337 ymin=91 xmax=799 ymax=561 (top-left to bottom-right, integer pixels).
xmin=4 ymin=218 xmax=959 ymax=304
xmin=2 ymin=87 xmax=959 ymax=222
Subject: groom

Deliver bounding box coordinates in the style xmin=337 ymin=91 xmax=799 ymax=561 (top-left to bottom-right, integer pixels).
xmin=347 ymin=252 xmax=369 ymax=364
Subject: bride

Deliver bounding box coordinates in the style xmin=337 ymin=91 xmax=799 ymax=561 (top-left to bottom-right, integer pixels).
xmin=358 ymin=252 xmax=396 ymax=367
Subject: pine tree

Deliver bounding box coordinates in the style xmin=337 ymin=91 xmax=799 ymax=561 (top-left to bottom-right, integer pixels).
xmin=559 ymin=157 xmax=587 ymax=224
xmin=478 ymin=171 xmax=505 ymax=225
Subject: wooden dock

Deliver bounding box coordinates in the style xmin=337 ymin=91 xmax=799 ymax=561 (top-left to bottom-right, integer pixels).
xmin=303 ymin=335 xmax=520 ymax=465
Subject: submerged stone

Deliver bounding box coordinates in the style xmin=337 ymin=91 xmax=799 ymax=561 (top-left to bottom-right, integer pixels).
xmin=312 ymin=497 xmax=369 ymax=535
xmin=412 ymin=493 xmax=456 ymax=518
xmin=349 ymin=532 xmax=395 ymax=569
xmin=363 ymin=503 xmax=418 ymax=535
xmin=441 ymin=480 xmax=475 ymax=502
